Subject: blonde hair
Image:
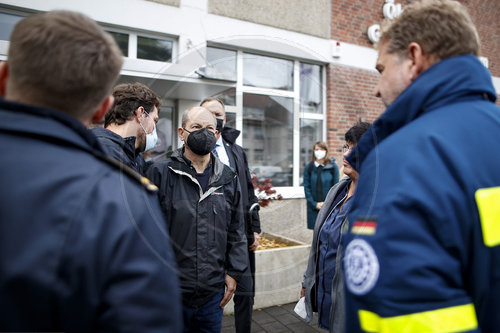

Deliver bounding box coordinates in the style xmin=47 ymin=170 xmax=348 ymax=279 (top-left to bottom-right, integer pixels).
xmin=379 ymin=0 xmax=480 ymax=62
xmin=8 ymin=11 xmax=123 ymax=119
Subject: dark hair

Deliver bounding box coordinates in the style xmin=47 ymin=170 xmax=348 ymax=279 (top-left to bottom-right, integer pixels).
xmin=8 ymin=10 xmax=123 ymax=119
xmin=345 ymin=122 xmax=371 ymax=145
xmin=105 ymin=83 xmax=161 ymax=127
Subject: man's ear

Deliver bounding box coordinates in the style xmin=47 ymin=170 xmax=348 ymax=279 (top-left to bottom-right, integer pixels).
xmin=407 ymin=42 xmax=431 ymax=81
xmin=177 ymin=127 xmax=185 ymax=141
xmin=134 ymin=106 xmax=144 ymax=122
xmin=92 ymin=95 xmax=114 ymax=123
xmin=0 ymin=61 xmax=9 ymax=97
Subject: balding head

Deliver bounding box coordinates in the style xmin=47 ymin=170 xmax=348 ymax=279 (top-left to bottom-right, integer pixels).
xmin=181 ymin=106 xmax=216 ymax=129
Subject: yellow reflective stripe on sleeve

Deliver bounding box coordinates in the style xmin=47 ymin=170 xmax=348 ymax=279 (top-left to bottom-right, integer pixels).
xmin=475 ymin=187 xmax=500 ymax=247
xmin=359 ymin=303 xmax=477 ymax=333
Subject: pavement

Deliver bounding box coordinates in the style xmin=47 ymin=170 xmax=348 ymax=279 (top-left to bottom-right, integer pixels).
xmin=222 ymin=302 xmax=325 ymax=333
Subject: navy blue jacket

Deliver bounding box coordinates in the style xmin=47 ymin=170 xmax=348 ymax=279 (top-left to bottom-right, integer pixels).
xmin=343 ymin=55 xmax=500 ymax=332
xmin=91 ymin=127 xmax=146 ymax=174
xmin=0 ymin=99 xmax=182 ymax=332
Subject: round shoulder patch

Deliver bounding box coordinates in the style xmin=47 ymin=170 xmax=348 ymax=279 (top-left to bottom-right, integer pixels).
xmin=344 ymin=238 xmax=379 ymax=295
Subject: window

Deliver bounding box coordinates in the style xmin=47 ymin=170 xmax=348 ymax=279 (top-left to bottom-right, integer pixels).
xmin=206 ymin=47 xmax=237 ymax=81
xmin=299 ymin=118 xmax=323 ymax=185
xmin=105 ymin=28 xmax=175 ymax=63
xmin=143 ymin=106 xmax=174 ymax=163
xmin=300 ymin=63 xmax=322 ymax=114
xmin=0 ymin=11 xmax=24 ymax=40
xmin=209 ymin=87 xmax=236 ymax=106
xmin=244 ymin=93 xmax=293 ymax=187
xmin=243 ymin=53 xmax=294 ymax=91
xmin=204 ymin=47 xmax=325 ymax=191
xmin=107 ymin=31 xmax=129 ymax=57
xmin=137 ymin=36 xmax=172 ymax=62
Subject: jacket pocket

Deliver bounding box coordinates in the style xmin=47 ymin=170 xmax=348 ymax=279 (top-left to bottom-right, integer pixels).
xmin=210 ymin=194 xmax=227 ymax=245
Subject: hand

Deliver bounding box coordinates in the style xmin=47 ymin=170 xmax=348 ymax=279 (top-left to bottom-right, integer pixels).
xmin=219 ymin=275 xmax=237 ymax=308
xmin=300 ymin=287 xmax=305 ymax=298
xmin=249 ymin=232 xmax=260 ymax=252
xmin=316 ymin=202 xmax=324 ymax=210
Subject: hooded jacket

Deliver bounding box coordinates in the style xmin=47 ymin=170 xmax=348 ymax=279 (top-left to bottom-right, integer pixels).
xmin=0 ymin=99 xmax=182 ymax=332
xmin=343 ymin=55 xmax=500 ymax=332
xmin=146 ymin=148 xmax=249 ymax=307
xmin=91 ymin=127 xmax=146 ymax=174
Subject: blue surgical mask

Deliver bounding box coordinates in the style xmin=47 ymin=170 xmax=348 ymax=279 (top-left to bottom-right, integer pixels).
xmin=139 ymin=111 xmax=158 ymax=152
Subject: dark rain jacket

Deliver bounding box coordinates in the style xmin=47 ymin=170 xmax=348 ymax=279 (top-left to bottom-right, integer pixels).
xmin=222 ymin=126 xmax=261 ymax=241
xmin=344 ymin=55 xmax=500 ymax=333
xmin=0 ymin=99 xmax=182 ymax=332
xmin=146 ymin=148 xmax=249 ymax=307
xmin=91 ymin=127 xmax=146 ymax=174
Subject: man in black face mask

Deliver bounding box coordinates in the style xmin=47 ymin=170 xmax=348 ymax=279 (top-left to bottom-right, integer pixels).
xmin=201 ymin=97 xmax=261 ymax=333
xmin=146 ymin=106 xmax=248 ymax=333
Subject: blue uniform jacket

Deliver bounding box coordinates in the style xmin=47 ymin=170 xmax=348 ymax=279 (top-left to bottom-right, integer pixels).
xmin=343 ymin=55 xmax=500 ymax=333
xmin=91 ymin=127 xmax=147 ymax=174
xmin=0 ymin=99 xmax=182 ymax=332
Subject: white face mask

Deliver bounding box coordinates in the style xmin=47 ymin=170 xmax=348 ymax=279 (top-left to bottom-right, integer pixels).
xmin=144 ymin=126 xmax=158 ymax=151
xmin=314 ymin=149 xmax=326 ymax=160
xmin=139 ymin=111 xmax=158 ymax=152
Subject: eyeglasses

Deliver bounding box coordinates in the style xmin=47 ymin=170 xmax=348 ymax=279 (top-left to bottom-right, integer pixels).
xmin=343 ymin=144 xmax=352 ymax=153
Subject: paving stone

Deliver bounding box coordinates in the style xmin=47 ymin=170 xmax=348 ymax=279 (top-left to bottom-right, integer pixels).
xmin=287 ymin=322 xmax=322 ymax=333
xmin=221 ymin=327 xmax=235 ymax=333
xmin=260 ymin=321 xmax=289 ymax=333
xmin=222 ymin=315 xmax=235 ymax=328
xmin=252 ymin=309 xmax=275 ymax=325
xmin=275 ymin=313 xmax=302 ymax=325
xmin=263 ymin=305 xmax=288 ymax=316
xmin=281 ymin=302 xmax=296 ymax=312
xmin=250 ymin=322 xmax=263 ymax=332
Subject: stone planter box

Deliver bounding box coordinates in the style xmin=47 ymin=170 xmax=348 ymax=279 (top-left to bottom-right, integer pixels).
xmin=223 ymin=232 xmax=311 ymax=315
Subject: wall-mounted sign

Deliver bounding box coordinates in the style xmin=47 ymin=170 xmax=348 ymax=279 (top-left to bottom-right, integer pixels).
xmin=368 ymin=0 xmax=403 ymax=44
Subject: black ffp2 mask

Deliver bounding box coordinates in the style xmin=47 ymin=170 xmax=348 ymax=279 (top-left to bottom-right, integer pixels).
xmin=185 ymin=128 xmax=217 ymax=156
xmin=216 ymin=118 xmax=224 ymax=133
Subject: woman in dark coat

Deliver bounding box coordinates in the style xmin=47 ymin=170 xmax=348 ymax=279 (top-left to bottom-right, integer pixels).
xmin=303 ymin=141 xmax=339 ymax=230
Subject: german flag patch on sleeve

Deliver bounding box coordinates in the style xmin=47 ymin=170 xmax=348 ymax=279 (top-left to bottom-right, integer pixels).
xmin=351 ymin=218 xmax=377 ymax=236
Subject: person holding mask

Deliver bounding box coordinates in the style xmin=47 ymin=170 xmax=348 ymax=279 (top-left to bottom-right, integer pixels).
xmin=146 ymin=106 xmax=248 ymax=333
xmin=304 ymin=141 xmax=339 ymax=230
xmin=301 ymin=122 xmax=370 ymax=331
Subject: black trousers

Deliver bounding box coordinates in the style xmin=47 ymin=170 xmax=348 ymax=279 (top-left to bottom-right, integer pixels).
xmin=233 ymin=249 xmax=255 ymax=333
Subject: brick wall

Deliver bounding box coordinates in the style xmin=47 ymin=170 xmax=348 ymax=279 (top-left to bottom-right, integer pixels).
xmin=327 ymin=0 xmax=500 ymax=166
xmin=326 ymin=64 xmax=385 ymax=164
xmin=330 ymin=0 xmax=500 ymax=77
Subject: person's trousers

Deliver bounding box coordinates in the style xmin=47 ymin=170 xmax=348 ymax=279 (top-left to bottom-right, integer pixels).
xmin=234 ymin=249 xmax=255 ymax=333
xmin=183 ymin=291 xmax=224 ymax=333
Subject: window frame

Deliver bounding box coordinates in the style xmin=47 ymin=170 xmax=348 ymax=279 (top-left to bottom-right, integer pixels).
xmin=103 ymin=25 xmax=177 ymax=64
xmin=221 ymin=48 xmax=326 ymax=196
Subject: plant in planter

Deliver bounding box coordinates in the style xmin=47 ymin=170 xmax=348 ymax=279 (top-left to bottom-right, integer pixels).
xmin=251 ymin=176 xmax=283 ymax=207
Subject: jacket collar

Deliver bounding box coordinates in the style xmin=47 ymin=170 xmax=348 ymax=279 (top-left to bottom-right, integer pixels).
xmin=169 ymin=147 xmax=236 ymax=187
xmin=92 ymin=127 xmax=138 ymax=159
xmin=347 ymin=54 xmax=497 ymax=170
xmin=0 ymin=98 xmax=103 ymax=155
